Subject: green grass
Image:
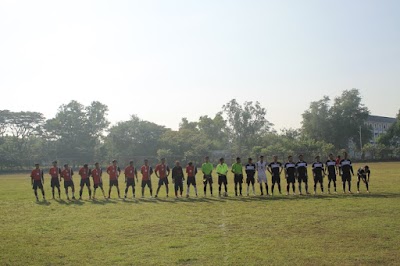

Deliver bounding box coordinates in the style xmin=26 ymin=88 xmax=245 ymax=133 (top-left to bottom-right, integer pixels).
xmin=1 ymin=162 xmax=399 ymax=265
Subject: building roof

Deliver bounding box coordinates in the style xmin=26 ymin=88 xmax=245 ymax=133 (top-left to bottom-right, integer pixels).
xmin=367 ymin=115 xmax=396 ymax=124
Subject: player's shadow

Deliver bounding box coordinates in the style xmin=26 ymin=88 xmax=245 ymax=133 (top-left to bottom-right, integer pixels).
xmin=35 ymin=200 xmax=51 ymax=206
xmin=90 ymin=198 xmax=118 ymax=205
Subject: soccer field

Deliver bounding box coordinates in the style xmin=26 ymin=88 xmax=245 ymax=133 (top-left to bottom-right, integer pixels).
xmin=0 ymin=162 xmax=399 ymax=266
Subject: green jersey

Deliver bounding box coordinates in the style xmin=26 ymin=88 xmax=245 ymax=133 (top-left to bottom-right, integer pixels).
xmin=202 ymin=162 xmax=213 ymax=175
xmin=231 ymin=163 xmax=243 ymax=174
xmin=216 ymin=163 xmax=228 ymax=175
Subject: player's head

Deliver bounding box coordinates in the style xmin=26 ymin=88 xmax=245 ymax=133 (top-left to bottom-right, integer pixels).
xmin=259 ymin=155 xmax=264 ymax=161
xmin=248 ymin=157 xmax=252 ymax=163
xmin=288 ymin=155 xmax=293 ymax=162
xmin=129 ymin=160 xmax=133 ymax=166
xmin=236 ymin=157 xmax=240 ymax=163
xmin=273 ymin=155 xmax=278 ymax=162
xmin=188 ymin=161 xmax=193 ymax=166
xmin=343 ymin=152 xmax=348 ymax=159
xmin=315 ymin=155 xmax=320 ymax=161
xmin=337 ymin=155 xmax=341 ymax=159
xmin=83 ymin=163 xmax=88 ymax=168
xmin=144 ymin=159 xmax=148 ymax=165
xmin=52 ymin=160 xmax=57 ymax=166
xmin=64 ymin=163 xmax=68 ymax=169
xmin=112 ymin=159 xmax=117 ymax=166
xmin=219 ymin=158 xmax=224 ymax=164
xmin=35 ymin=163 xmax=39 ymax=169
xmin=175 ymin=161 xmax=180 ymax=166
xmin=364 ymin=165 xmax=369 ymax=170
xmin=329 ymin=153 xmax=334 ymax=160
xmin=161 ymin=158 xmax=165 ymax=164
xmin=95 ymin=162 xmax=99 ymax=168
xmin=299 ymin=154 xmax=304 ymax=160
xmin=205 ymin=156 xmax=209 ymax=162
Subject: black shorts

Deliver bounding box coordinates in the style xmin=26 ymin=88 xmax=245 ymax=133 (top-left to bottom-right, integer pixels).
xmin=328 ymin=174 xmax=336 ymax=181
xmin=64 ymin=180 xmax=74 ymax=189
xmin=126 ymin=178 xmax=135 ymax=187
xmin=109 ymin=180 xmax=119 ymax=187
xmin=234 ymin=174 xmax=243 ymax=184
xmin=203 ymin=175 xmax=213 ymax=185
xmin=342 ymin=173 xmax=351 ymax=182
xmin=32 ymin=180 xmax=43 ymax=190
xmin=158 ymin=178 xmax=169 ymax=186
xmin=174 ymin=182 xmax=183 ymax=191
xmin=357 ymin=175 xmax=367 ymax=182
xmin=141 ymin=180 xmax=152 ymax=188
xmin=51 ymin=178 xmax=60 ymax=188
xmin=187 ymin=176 xmax=196 ymax=186
xmin=314 ymin=176 xmax=323 ymax=183
xmin=94 ymin=182 xmax=103 ymax=189
xmin=80 ymin=178 xmax=90 ymax=187
xmin=297 ymin=175 xmax=308 ymax=182
xmin=218 ymin=175 xmax=227 ymax=185
xmin=246 ymin=176 xmax=255 ymax=185
xmin=272 ymin=175 xmax=281 ymax=184
xmin=286 ymin=175 xmax=295 ymax=183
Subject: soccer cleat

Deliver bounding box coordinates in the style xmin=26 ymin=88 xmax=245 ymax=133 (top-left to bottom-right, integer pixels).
xmin=367 ymin=191 xmax=370 ymax=193
xmin=293 ymin=193 xmax=296 ymax=195
xmin=154 ymin=195 xmax=158 ymax=198
xmin=286 ymin=192 xmax=289 ymax=196
xmin=166 ymin=194 xmax=169 ymax=198
xmin=43 ymin=197 xmax=46 ymax=201
xmin=240 ymin=193 xmax=242 ymax=196
xmin=186 ymin=194 xmax=189 ymax=198
xmin=79 ymin=197 xmax=82 ymax=200
xmin=133 ymin=194 xmax=135 ymax=198
xmin=196 ymin=194 xmax=198 ymax=197
xmin=36 ymin=197 xmax=39 ymax=202
xmin=299 ymin=192 xmax=303 ymax=195
xmin=247 ymin=193 xmax=249 ymax=196
xmin=72 ymin=196 xmax=76 ymax=200
xmin=67 ymin=197 xmax=70 ymax=200
xmin=357 ymin=191 xmax=360 ymax=193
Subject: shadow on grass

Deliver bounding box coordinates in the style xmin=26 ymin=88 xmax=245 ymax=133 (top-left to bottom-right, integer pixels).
xmin=35 ymin=200 xmax=51 ymax=206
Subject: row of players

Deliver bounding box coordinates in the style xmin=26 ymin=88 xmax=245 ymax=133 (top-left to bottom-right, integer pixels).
xmin=30 ymin=152 xmax=371 ymax=201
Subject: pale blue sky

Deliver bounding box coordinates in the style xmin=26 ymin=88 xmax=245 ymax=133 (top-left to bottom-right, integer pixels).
xmin=1 ymin=0 xmax=399 ymax=130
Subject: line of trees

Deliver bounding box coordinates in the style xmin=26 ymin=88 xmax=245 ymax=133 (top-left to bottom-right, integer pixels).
xmin=0 ymin=89 xmax=398 ymax=170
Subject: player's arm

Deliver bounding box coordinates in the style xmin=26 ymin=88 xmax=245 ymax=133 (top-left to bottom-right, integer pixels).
xmin=267 ymin=164 xmax=272 ymax=175
xmin=350 ymin=165 xmax=354 ymax=176
xmin=30 ymin=172 xmax=34 ymax=185
xmin=135 ymin=168 xmax=138 ymax=182
xmin=367 ymin=171 xmax=371 ymax=182
xmin=41 ymin=170 xmax=44 ymax=183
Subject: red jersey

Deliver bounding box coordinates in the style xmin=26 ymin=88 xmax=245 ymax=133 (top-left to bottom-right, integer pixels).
xmin=124 ymin=166 xmax=136 ymax=179
xmin=186 ymin=165 xmax=196 ymax=177
xmin=155 ymin=164 xmax=169 ymax=179
xmin=79 ymin=167 xmax=90 ymax=179
xmin=141 ymin=165 xmax=152 ymax=181
xmin=91 ymin=168 xmax=102 ymax=184
xmin=49 ymin=167 xmax=60 ymax=179
xmin=61 ymin=168 xmax=73 ymax=181
xmin=31 ymin=169 xmax=43 ymax=181
xmin=107 ymin=165 xmax=120 ymax=180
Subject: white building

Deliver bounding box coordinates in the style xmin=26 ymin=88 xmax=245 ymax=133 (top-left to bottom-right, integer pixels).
xmin=366 ymin=115 xmax=396 ymax=144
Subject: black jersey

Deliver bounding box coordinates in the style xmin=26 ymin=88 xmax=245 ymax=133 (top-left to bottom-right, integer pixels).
xmin=312 ymin=162 xmax=324 ymax=177
xmin=325 ymin=160 xmax=336 ymax=176
xmin=284 ymin=162 xmax=296 ymax=178
xmin=268 ymin=162 xmax=282 ymax=176
xmin=340 ymin=159 xmax=353 ymax=175
xmin=172 ymin=166 xmax=184 ymax=182
xmin=357 ymin=168 xmax=370 ymax=179
xmin=296 ymin=161 xmax=308 ymax=177
xmin=245 ymin=163 xmax=256 ymax=178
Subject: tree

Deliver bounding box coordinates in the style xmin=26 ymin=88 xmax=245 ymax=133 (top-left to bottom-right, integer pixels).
xmin=197 ymin=113 xmax=229 ymax=150
xmin=301 ymin=96 xmax=331 ymax=141
xmin=222 ymin=99 xmax=273 ymax=155
xmin=379 ymin=109 xmax=400 ymax=149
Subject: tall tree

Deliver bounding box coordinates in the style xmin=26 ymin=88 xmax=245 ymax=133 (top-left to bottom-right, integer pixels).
xmin=379 ymin=109 xmax=400 ymax=148
xmin=301 ymin=96 xmax=332 ymax=141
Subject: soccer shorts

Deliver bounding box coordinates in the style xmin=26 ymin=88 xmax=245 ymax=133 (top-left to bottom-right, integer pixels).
xmin=297 ymin=175 xmax=308 ymax=183
xmin=203 ymin=175 xmax=213 ymax=185
xmin=109 ymin=179 xmax=119 ymax=187
xmin=51 ymin=178 xmax=60 ymax=188
xmin=174 ymin=181 xmax=183 ymax=192
xmin=32 ymin=180 xmax=43 ymax=190
xmin=314 ymin=176 xmax=323 ymax=183
xmin=357 ymin=175 xmax=367 ymax=182
xmin=64 ymin=180 xmax=74 ymax=189
xmin=141 ymin=180 xmax=152 ymax=188
xmin=93 ymin=182 xmax=103 ymax=189
xmin=234 ymin=174 xmax=243 ymax=184
xmin=158 ymin=178 xmax=169 ymax=186
xmin=80 ymin=178 xmax=90 ymax=187
xmin=218 ymin=175 xmax=227 ymax=185
xmin=342 ymin=173 xmax=351 ymax=182
xmin=126 ymin=178 xmax=135 ymax=187
xmin=328 ymin=174 xmax=336 ymax=182
xmin=286 ymin=175 xmax=295 ymax=183
xmin=187 ymin=176 xmax=196 ymax=186
xmin=246 ymin=176 xmax=255 ymax=185
xmin=257 ymin=174 xmax=267 ymax=183
xmin=272 ymin=175 xmax=281 ymax=184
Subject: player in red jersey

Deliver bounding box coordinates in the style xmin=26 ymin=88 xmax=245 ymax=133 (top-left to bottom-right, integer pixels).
xmin=31 ymin=163 xmax=45 ymax=201
xmin=91 ymin=162 xmax=106 ymax=199
xmin=140 ymin=159 xmax=153 ymax=197
xmin=185 ymin=161 xmax=198 ymax=197
xmin=154 ymin=158 xmax=170 ymax=198
xmin=61 ymin=163 xmax=75 ymax=200
xmin=48 ymin=160 xmax=61 ymax=199
xmin=78 ymin=164 xmax=92 ymax=200
xmin=107 ymin=160 xmax=121 ymax=198
xmin=124 ymin=161 xmax=138 ymax=199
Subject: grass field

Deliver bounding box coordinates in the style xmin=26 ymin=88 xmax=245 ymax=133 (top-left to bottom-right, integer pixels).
xmin=0 ymin=162 xmax=399 ymax=266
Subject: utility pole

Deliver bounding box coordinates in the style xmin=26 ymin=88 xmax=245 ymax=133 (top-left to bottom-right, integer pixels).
xmin=359 ymin=125 xmax=363 ymax=149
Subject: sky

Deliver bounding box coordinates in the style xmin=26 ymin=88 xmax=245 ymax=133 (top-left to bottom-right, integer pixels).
xmin=1 ymin=0 xmax=399 ymax=131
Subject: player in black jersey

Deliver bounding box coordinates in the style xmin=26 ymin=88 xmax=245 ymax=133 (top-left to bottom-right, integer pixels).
xmin=268 ymin=155 xmax=283 ymax=195
xmin=325 ymin=154 xmax=337 ymax=194
xmin=295 ymin=154 xmax=309 ymax=195
xmin=339 ymin=152 xmax=354 ymax=193
xmin=357 ymin=165 xmax=370 ymax=193
xmin=284 ymin=155 xmax=296 ymax=195
xmin=245 ymin=158 xmax=256 ymax=196
xmin=312 ymin=156 xmax=325 ymax=194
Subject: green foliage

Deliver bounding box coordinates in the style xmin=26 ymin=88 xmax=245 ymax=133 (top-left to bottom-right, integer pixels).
xmin=379 ymin=109 xmax=400 ymax=148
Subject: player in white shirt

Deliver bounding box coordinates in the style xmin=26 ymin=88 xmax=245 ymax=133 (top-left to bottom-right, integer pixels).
xmin=256 ymin=155 xmax=269 ymax=195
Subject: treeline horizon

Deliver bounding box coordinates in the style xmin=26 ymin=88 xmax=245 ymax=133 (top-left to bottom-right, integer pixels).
xmin=1 ymin=88 xmax=399 ymax=170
